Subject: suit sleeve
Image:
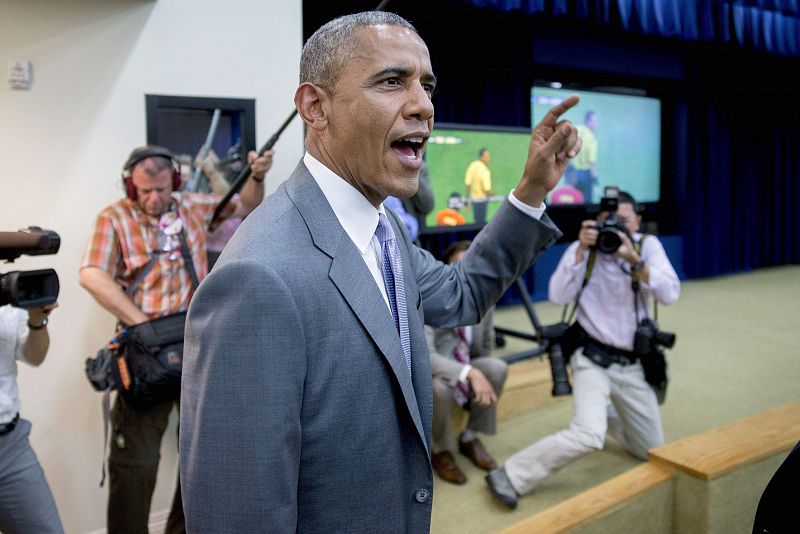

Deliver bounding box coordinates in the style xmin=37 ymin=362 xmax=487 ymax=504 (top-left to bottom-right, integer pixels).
xmin=470 ymin=307 xmax=495 ymax=358
xmin=180 ymin=259 xmax=305 ymax=533
xmin=408 ymin=199 xmax=561 ymax=329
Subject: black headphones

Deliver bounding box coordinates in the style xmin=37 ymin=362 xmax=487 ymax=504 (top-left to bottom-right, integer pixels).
xmin=121 ymin=145 xmax=181 ymax=201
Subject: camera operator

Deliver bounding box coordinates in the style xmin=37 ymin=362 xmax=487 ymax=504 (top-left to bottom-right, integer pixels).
xmin=79 ymin=145 xmax=271 ymax=534
xmin=486 ymin=190 xmax=680 ymax=509
xmin=0 ymin=303 xmax=63 ymax=533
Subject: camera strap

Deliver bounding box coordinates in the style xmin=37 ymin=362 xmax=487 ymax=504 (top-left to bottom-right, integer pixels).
xmin=630 ymin=236 xmax=659 ymax=324
xmin=563 ymin=235 xmax=656 ymax=323
xmin=562 ymin=249 xmax=597 ymax=324
xmin=123 ymin=230 xmax=199 ymax=297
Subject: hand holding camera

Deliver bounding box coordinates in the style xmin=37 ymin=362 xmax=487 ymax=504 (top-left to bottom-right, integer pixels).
xmin=27 ymin=303 xmax=58 ymax=329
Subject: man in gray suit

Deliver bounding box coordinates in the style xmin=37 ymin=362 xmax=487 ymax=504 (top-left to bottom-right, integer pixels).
xmin=180 ymin=11 xmax=581 ymax=534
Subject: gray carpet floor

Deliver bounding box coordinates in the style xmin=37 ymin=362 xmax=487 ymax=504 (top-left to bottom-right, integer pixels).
xmin=430 ymin=265 xmax=800 ymax=534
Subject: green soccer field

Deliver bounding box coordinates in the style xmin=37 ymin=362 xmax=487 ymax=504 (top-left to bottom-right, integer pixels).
xmin=424 ymin=126 xmax=531 ymax=227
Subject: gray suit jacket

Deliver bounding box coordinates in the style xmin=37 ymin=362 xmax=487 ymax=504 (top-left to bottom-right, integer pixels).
xmin=180 ymin=162 xmax=560 ymax=533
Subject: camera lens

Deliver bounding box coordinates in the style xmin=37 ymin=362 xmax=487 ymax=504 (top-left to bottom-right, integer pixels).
xmin=596 ymin=229 xmax=621 ymax=254
xmin=654 ymin=330 xmax=676 ymax=349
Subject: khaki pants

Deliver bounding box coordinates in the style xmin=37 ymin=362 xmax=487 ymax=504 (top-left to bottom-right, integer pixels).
xmin=108 ymin=395 xmax=184 ymax=534
xmin=505 ymin=350 xmax=663 ymax=495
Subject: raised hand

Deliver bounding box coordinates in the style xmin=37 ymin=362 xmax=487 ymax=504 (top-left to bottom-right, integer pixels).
xmin=516 ymin=94 xmax=582 ymax=207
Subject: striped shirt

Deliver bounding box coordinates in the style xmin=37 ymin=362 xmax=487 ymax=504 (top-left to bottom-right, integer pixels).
xmin=81 ymin=192 xmax=234 ymax=319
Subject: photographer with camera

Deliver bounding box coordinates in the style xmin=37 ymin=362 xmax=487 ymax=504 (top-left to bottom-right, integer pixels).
xmin=0 ymin=302 xmax=63 ymax=533
xmin=79 ymin=145 xmax=271 ymax=534
xmin=486 ymin=189 xmax=680 ymax=509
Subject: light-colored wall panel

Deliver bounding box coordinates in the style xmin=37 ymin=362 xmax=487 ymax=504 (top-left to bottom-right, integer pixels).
xmin=0 ymin=1 xmax=303 ymax=531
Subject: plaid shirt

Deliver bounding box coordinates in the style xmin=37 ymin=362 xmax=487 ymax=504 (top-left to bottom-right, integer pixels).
xmin=81 ymin=193 xmax=235 ymax=319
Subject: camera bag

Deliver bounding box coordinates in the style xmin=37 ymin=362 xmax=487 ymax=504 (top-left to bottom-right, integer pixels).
xmin=85 ymin=229 xmax=198 ymax=409
xmin=113 ymin=311 xmax=187 ymax=410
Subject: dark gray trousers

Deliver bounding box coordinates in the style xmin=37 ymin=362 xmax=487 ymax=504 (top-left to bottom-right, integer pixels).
xmin=108 ymin=395 xmax=184 ymax=534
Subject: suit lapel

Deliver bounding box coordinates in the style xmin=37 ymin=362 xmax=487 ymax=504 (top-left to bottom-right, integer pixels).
xmin=285 ymin=162 xmax=428 ymax=454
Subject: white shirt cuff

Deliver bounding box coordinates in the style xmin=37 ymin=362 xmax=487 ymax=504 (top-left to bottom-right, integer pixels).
xmin=458 ymin=364 xmax=472 ymax=384
xmin=508 ymin=190 xmax=545 ymax=220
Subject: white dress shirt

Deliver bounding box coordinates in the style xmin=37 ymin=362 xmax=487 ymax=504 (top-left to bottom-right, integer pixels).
xmin=548 ymin=234 xmax=681 ymax=351
xmin=304 ymin=153 xmax=392 ymax=309
xmin=0 ymin=305 xmax=29 ymax=424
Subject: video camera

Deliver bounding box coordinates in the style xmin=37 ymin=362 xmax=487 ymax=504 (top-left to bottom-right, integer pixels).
xmin=594 ymin=185 xmax=631 ymax=254
xmin=0 ymin=227 xmax=60 ymax=309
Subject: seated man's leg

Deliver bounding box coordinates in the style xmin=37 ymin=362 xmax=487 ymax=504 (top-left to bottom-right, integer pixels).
xmin=504 ymin=351 xmax=611 ymax=495
xmin=608 ymin=363 xmax=663 ymax=460
xmin=108 ymin=396 xmax=175 ymax=534
xmin=460 ymin=357 xmax=508 ymax=471
xmin=466 ymin=357 xmax=507 ymax=437
xmin=431 ymin=376 xmax=468 ymax=484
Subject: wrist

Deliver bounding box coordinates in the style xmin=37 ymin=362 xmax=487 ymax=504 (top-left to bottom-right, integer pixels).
xmin=250 ymin=173 xmax=265 ymax=183
xmin=626 ymin=251 xmax=641 ymax=266
xmin=513 ymin=181 xmax=548 ymax=208
xmin=27 ymin=318 xmax=48 ymax=330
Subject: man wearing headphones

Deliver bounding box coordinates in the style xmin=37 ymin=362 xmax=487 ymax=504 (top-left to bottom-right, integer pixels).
xmin=79 ymin=145 xmax=272 ymax=533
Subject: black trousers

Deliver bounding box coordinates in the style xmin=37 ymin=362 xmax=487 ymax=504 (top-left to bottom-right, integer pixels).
xmin=108 ymin=395 xmax=184 ymax=534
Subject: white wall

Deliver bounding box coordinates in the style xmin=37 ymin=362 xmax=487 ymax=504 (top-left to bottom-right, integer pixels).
xmin=0 ymin=0 xmax=304 ymax=531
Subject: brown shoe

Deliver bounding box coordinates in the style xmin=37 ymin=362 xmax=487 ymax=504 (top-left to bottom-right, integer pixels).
xmin=459 ymin=437 xmax=498 ymax=471
xmin=431 ymin=451 xmax=467 ymax=484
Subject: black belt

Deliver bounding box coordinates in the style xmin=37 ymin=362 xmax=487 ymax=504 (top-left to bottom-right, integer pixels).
xmin=583 ymin=338 xmax=638 ymax=368
xmin=0 ymin=413 xmax=19 ymax=436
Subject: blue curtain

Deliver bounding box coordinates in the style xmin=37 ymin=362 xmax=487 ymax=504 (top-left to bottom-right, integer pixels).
xmin=419 ymin=0 xmax=800 ymax=280
xmin=670 ymin=49 xmax=800 ymax=277
xmin=459 ymin=0 xmax=800 ymax=57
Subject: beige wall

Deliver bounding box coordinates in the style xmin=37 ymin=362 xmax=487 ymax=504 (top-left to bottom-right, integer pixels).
xmin=0 ymin=0 xmax=303 ymax=531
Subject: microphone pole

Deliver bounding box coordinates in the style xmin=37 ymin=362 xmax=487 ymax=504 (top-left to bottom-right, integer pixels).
xmin=208 ymin=0 xmax=393 ymax=232
xmin=208 ymin=109 xmax=297 ymax=232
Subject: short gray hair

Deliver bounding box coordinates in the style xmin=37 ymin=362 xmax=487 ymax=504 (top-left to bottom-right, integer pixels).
xmin=300 ymin=11 xmax=417 ymax=90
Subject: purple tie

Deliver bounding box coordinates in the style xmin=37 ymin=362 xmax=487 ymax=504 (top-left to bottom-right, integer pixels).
xmin=375 ymin=213 xmax=411 ymax=374
xmin=453 ymin=327 xmax=471 ymax=406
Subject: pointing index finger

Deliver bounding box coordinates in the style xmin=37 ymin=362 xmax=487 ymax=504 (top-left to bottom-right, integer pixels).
xmin=539 ymin=94 xmax=580 ymax=128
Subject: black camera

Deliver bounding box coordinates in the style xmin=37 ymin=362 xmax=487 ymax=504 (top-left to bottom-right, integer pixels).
xmin=594 ymin=186 xmax=630 ymax=254
xmin=633 ymin=318 xmax=676 ymax=355
xmin=0 ymin=227 xmax=61 ymax=309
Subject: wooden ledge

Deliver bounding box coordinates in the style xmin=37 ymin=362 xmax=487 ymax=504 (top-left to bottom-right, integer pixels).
xmin=649 ymin=400 xmax=800 ymax=480
xmin=499 ymin=462 xmax=673 ymax=534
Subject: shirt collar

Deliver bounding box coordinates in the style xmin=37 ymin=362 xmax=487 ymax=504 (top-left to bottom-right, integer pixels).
xmin=303 ymin=152 xmax=385 ymax=253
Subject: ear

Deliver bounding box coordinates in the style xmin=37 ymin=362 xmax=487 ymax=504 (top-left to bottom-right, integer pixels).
xmin=294 ymin=83 xmax=329 ymax=131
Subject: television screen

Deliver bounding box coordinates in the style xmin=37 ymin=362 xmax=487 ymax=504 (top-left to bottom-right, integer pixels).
xmin=423 ymin=124 xmax=531 ymax=229
xmin=531 ymin=86 xmax=661 ymax=206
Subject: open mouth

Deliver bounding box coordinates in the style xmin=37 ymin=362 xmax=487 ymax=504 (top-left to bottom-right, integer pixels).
xmin=390 ymin=136 xmax=425 ymax=161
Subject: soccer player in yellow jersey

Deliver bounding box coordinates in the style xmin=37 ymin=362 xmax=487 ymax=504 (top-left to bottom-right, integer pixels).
xmin=464 ymin=148 xmax=493 ymax=224
xmin=568 ymin=111 xmax=598 ymax=202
